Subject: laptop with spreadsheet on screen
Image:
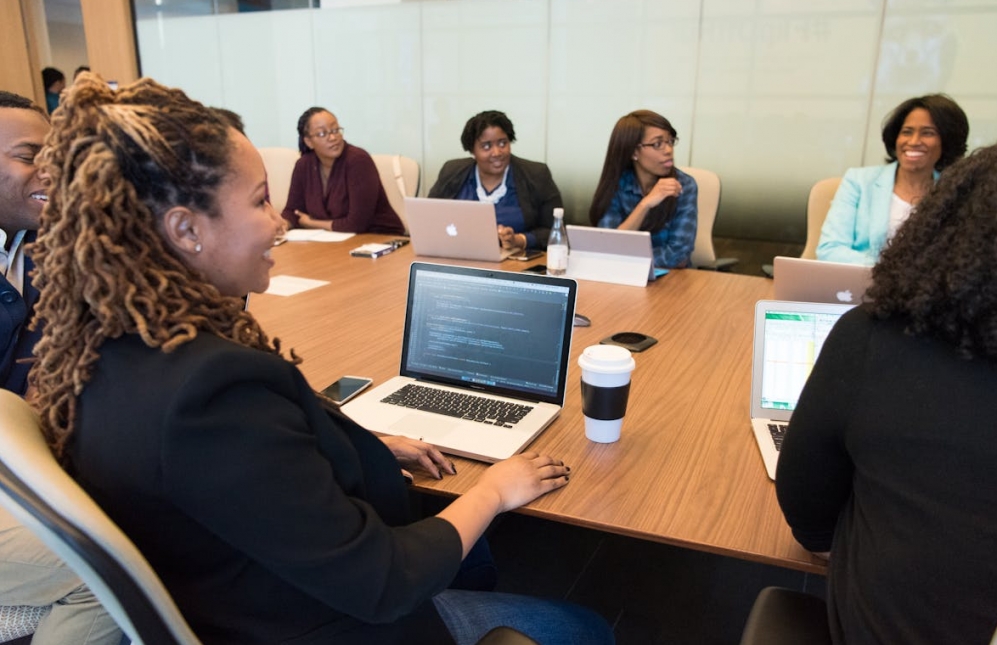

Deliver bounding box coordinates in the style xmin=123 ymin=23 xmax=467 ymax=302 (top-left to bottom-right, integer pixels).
xmin=341 ymin=262 xmax=577 ymax=463
xmin=749 ymin=300 xmax=854 ymax=480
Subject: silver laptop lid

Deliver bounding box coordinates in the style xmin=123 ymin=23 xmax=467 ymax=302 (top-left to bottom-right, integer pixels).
xmin=773 ymin=256 xmax=873 ymax=305
xmin=400 ymin=262 xmax=577 ymax=406
xmin=750 ymin=300 xmax=854 ymax=422
xmin=404 ymin=197 xmax=504 ymax=262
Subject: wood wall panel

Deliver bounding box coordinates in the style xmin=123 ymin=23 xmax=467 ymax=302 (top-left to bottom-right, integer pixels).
xmin=81 ymin=0 xmax=138 ymax=86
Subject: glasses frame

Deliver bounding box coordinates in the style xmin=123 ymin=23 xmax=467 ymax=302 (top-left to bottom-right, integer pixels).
xmin=308 ymin=127 xmax=345 ymax=140
xmin=637 ymin=137 xmax=678 ymax=151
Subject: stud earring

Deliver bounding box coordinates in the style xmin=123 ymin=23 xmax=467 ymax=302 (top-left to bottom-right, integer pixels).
xmin=194 ymin=243 xmax=202 ymax=253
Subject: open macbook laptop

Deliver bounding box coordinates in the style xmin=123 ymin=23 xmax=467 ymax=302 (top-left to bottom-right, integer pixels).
xmin=342 ymin=262 xmax=577 ymax=462
xmin=773 ymin=256 xmax=873 ymax=305
xmin=750 ymin=300 xmax=854 ymax=480
xmin=405 ymin=197 xmax=513 ymax=262
xmin=564 ymin=225 xmax=656 ymax=287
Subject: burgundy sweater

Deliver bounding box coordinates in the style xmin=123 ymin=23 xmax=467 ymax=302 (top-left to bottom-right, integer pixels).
xmin=281 ymin=144 xmax=404 ymax=235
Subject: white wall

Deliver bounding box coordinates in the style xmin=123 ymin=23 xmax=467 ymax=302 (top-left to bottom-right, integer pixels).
xmin=135 ymin=0 xmax=997 ymax=241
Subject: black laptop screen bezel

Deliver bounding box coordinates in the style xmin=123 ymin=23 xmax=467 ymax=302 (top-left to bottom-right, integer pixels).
xmin=399 ymin=262 xmax=577 ymax=406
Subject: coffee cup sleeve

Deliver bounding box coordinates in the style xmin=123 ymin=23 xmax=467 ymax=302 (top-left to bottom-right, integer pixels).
xmin=580 ymin=381 xmax=631 ymax=420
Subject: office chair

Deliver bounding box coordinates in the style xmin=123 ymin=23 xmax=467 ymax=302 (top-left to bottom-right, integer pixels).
xmin=371 ymin=154 xmax=421 ymax=232
xmin=762 ymin=176 xmax=842 ymax=277
xmin=681 ymin=167 xmax=738 ymax=271
xmin=739 ymin=586 xmax=831 ymax=645
xmin=257 ymin=146 xmax=301 ymax=215
xmin=801 ymin=177 xmax=842 ymax=260
xmin=0 ymin=389 xmax=201 ymax=645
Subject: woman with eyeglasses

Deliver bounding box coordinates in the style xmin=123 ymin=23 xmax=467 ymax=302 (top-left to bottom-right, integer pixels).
xmin=281 ymin=107 xmax=405 ymax=234
xmin=589 ymin=110 xmax=697 ymax=269
xmin=429 ymin=110 xmax=563 ymax=252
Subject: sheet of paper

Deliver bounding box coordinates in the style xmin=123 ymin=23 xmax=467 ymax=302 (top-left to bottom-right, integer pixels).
xmin=264 ymin=275 xmax=330 ymax=296
xmin=283 ymin=229 xmax=356 ymax=243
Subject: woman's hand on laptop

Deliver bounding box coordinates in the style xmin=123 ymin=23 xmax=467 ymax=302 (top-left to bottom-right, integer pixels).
xmin=380 ymin=435 xmax=456 ymax=480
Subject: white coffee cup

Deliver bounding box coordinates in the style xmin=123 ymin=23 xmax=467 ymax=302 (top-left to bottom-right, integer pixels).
xmin=577 ymin=344 xmax=636 ymax=443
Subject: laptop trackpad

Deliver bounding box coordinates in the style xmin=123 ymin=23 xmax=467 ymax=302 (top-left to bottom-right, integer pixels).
xmin=389 ymin=414 xmax=458 ymax=443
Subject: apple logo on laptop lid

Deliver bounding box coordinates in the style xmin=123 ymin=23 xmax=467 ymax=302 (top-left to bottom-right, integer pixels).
xmin=446 ymin=223 xmax=458 ymax=237
xmin=836 ymin=289 xmax=853 ymax=303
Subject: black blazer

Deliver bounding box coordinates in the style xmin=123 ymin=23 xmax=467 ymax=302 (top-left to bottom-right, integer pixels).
xmin=428 ymin=155 xmax=563 ymax=248
xmin=0 ymin=231 xmax=40 ymax=395
xmin=69 ymin=333 xmax=461 ymax=645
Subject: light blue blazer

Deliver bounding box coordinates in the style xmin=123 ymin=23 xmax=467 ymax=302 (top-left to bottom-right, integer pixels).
xmin=816 ymin=162 xmax=939 ymax=266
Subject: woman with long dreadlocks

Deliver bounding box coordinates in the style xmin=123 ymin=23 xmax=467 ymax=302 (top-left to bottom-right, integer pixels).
xmin=29 ymin=76 xmax=613 ymax=645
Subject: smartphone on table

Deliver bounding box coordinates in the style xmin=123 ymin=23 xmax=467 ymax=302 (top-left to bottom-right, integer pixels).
xmin=321 ymin=376 xmax=373 ymax=405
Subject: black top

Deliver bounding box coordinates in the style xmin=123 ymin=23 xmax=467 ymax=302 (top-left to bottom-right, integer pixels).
xmin=0 ymin=230 xmax=40 ymax=395
xmin=776 ymin=307 xmax=997 ymax=645
xmin=68 ymin=333 xmax=462 ymax=645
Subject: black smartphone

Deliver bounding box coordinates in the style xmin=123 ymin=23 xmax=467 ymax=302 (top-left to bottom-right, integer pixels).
xmin=521 ymin=264 xmax=548 ymax=274
xmin=321 ymin=376 xmax=373 ymax=405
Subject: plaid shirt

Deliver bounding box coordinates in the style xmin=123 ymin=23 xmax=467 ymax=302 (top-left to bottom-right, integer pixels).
xmin=596 ymin=168 xmax=698 ymax=268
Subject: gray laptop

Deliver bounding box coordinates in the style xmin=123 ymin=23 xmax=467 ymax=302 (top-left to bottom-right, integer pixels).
xmin=773 ymin=256 xmax=873 ymax=305
xmin=342 ymin=262 xmax=577 ymax=463
xmin=749 ymin=300 xmax=853 ymax=480
xmin=564 ymin=225 xmax=656 ymax=287
xmin=405 ymin=196 xmax=513 ymax=262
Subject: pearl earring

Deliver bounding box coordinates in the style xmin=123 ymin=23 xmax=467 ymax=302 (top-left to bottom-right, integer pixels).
xmin=194 ymin=243 xmax=202 ymax=253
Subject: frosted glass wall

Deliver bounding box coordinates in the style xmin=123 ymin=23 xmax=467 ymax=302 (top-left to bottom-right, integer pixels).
xmin=136 ymin=0 xmax=997 ymax=242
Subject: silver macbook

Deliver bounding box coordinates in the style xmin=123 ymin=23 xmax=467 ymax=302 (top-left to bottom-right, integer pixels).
xmin=342 ymin=262 xmax=577 ymax=463
xmin=405 ymin=197 xmax=513 ymax=262
xmin=773 ymin=256 xmax=873 ymax=305
xmin=750 ymin=300 xmax=853 ymax=480
xmin=564 ymin=225 xmax=656 ymax=287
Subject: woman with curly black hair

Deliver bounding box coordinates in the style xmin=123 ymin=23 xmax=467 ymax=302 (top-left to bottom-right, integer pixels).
xmin=817 ymin=94 xmax=969 ymax=265
xmin=428 ymin=110 xmax=563 ymax=251
xmin=777 ymin=144 xmax=997 ymax=645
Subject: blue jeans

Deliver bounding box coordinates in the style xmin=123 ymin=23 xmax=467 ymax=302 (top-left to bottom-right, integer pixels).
xmin=433 ymin=589 xmax=615 ymax=645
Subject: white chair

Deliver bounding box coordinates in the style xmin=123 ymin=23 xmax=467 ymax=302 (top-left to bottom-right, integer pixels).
xmin=801 ymin=177 xmax=842 ymax=260
xmin=681 ymin=166 xmax=738 ymax=271
xmin=257 ymin=147 xmax=300 ymax=215
xmin=0 ymin=389 xmax=201 ymax=645
xmin=371 ymin=154 xmax=420 ymax=233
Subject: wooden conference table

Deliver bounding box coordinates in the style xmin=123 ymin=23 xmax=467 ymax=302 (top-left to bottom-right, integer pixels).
xmin=249 ymin=234 xmax=827 ymax=575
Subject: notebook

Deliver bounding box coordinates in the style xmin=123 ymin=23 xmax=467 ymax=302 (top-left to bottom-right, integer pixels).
xmin=773 ymin=256 xmax=873 ymax=305
xmin=341 ymin=262 xmax=578 ymax=463
xmin=564 ymin=225 xmax=656 ymax=287
xmin=749 ymin=300 xmax=854 ymax=480
xmin=405 ymin=197 xmax=513 ymax=262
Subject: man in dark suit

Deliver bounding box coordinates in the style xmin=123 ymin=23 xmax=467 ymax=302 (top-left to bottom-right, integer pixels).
xmin=0 ymin=90 xmax=121 ymax=645
xmin=0 ymin=91 xmax=47 ymax=395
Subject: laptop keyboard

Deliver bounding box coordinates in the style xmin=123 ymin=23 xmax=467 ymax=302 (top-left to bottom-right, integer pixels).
xmin=382 ymin=384 xmax=533 ymax=428
xmin=767 ymin=422 xmax=788 ymax=451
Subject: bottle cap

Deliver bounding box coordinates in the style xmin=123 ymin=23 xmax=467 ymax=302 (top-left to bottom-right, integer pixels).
xmin=553 ymin=207 xmax=564 ymax=219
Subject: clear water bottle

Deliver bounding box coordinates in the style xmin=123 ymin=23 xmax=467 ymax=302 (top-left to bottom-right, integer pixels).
xmin=547 ymin=208 xmax=569 ymax=276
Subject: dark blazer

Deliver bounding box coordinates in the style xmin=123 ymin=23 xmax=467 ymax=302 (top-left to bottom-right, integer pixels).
xmin=428 ymin=155 xmax=563 ymax=248
xmin=0 ymin=231 xmax=40 ymax=395
xmin=68 ymin=333 xmax=461 ymax=645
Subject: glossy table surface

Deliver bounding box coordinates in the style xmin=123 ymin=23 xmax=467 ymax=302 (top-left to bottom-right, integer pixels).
xmin=249 ymin=235 xmax=826 ymax=574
